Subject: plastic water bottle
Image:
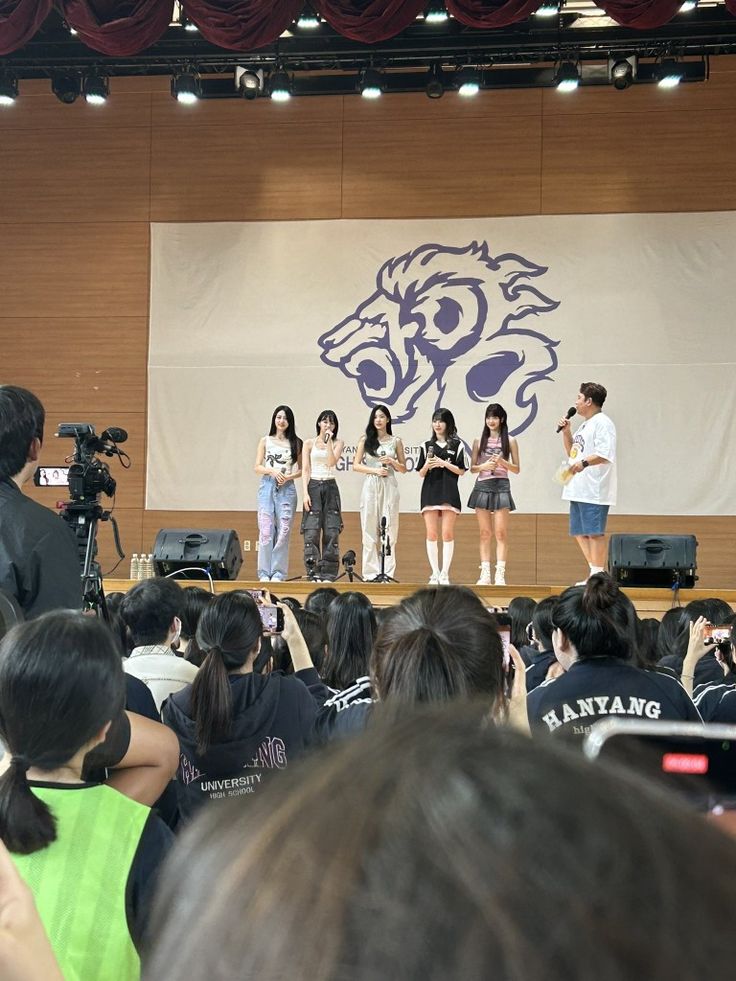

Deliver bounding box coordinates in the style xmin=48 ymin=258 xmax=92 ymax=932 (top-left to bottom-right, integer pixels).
xmin=129 ymin=553 xmax=140 ymax=580
xmin=144 ymin=554 xmax=155 ymax=578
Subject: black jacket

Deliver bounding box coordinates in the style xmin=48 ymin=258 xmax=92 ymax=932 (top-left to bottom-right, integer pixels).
xmin=0 ymin=478 xmax=81 ymax=618
xmin=525 ymin=649 xmax=557 ymax=692
xmin=162 ymin=667 xmax=329 ymax=820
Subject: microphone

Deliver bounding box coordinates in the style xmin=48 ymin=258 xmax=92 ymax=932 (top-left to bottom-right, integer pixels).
xmin=556 ymin=407 xmax=576 ymax=433
xmin=101 ymin=427 xmax=128 ymax=444
xmin=342 ymin=549 xmax=356 ymax=566
xmin=381 ymin=516 xmax=387 ymax=532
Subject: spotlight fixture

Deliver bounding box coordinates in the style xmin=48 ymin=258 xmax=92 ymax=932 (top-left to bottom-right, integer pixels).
xmin=269 ymin=69 xmax=292 ymax=102
xmin=52 ymin=73 xmax=81 ymax=104
xmin=171 ymin=70 xmax=200 ymax=105
xmin=554 ymin=61 xmax=580 ymax=92
xmin=610 ymin=58 xmax=634 ymax=90
xmin=297 ymin=3 xmax=320 ymax=27
xmin=183 ymin=17 xmax=199 ymax=32
xmin=679 ymin=0 xmax=697 ymax=10
xmin=425 ymin=1 xmax=450 ymax=23
xmin=83 ymin=74 xmax=109 ymax=106
xmin=657 ymin=58 xmax=683 ymax=88
xmin=535 ymin=1 xmax=559 ymax=16
xmin=0 ymin=75 xmax=18 ymax=106
xmin=358 ymin=69 xmax=384 ymax=100
xmin=236 ymin=67 xmax=262 ymax=100
xmin=425 ymin=64 xmax=445 ymax=99
xmin=457 ymin=66 xmax=481 ymax=97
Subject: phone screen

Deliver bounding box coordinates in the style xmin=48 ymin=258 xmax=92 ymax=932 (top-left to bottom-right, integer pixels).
xmin=33 ymin=466 xmax=69 ymax=487
xmin=704 ymin=625 xmax=733 ymax=646
xmin=258 ymin=604 xmax=284 ymax=634
xmin=494 ymin=612 xmax=513 ymax=695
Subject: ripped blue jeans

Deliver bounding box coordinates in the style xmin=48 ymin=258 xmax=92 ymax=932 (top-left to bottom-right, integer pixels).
xmin=257 ymin=477 xmax=297 ymax=581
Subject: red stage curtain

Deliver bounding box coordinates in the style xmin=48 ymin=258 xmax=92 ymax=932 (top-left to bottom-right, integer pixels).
xmin=0 ymin=0 xmax=52 ymax=55
xmin=592 ymin=0 xmax=684 ymax=28
xmin=723 ymin=0 xmax=736 ymax=13
xmin=314 ymin=0 xmax=427 ymax=43
xmin=183 ymin=0 xmax=303 ymax=51
xmin=447 ymin=0 xmax=543 ymax=29
xmin=59 ymin=0 xmax=173 ymax=56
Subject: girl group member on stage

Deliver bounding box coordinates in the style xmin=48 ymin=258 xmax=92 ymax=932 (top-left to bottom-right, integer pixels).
xmin=468 ymin=403 xmax=520 ymax=586
xmin=301 ymin=410 xmax=344 ymax=582
xmin=417 ymin=408 xmax=467 ymax=585
xmin=254 ymin=406 xmax=303 ymax=582
xmin=354 ymin=406 xmax=407 ymax=581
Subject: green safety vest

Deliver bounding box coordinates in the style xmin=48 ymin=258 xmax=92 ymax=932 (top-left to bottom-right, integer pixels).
xmin=11 ymin=783 xmax=150 ymax=981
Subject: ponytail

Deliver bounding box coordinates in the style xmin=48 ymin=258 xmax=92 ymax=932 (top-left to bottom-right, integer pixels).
xmin=190 ymin=648 xmax=234 ymax=756
xmin=0 ymin=758 xmax=56 ymax=854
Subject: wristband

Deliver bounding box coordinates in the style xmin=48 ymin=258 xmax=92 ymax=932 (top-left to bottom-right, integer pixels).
xmin=582 ymin=459 xmax=590 ymax=469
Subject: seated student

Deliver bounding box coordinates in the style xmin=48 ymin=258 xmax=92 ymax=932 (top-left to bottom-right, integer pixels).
xmin=658 ymin=598 xmax=733 ymax=686
xmin=162 ymin=592 xmax=329 ymax=820
xmin=0 ymin=612 xmax=173 ymax=980
xmin=120 ymin=578 xmax=198 ymax=712
xmin=525 ymin=595 xmax=559 ymax=692
xmin=146 ymin=705 xmax=736 ymax=981
xmin=528 ymin=574 xmax=701 ymax=739
xmin=178 ymin=586 xmax=213 ymax=668
xmin=269 ymin=609 xmax=327 ymax=677
xmin=317 ymin=586 xmax=521 ymax=741
xmin=323 ymin=592 xmax=376 ymax=696
xmin=508 ymin=595 xmax=537 ymax=658
xmin=682 ymin=614 xmax=736 ymax=722
xmin=304 ymin=586 xmax=339 ymax=618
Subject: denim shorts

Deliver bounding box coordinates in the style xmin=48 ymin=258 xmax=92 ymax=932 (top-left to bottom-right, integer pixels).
xmin=569 ymin=501 xmax=610 ymax=536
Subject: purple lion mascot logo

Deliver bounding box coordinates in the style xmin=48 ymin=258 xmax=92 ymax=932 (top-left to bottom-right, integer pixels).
xmin=318 ymin=242 xmax=560 ymax=435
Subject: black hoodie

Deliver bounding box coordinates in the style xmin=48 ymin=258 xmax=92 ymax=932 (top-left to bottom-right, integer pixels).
xmin=162 ymin=667 xmax=329 ymax=820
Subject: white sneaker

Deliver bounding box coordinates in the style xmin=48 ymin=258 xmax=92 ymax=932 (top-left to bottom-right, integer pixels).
xmin=258 ymin=576 xmax=271 ymax=582
xmin=428 ymin=573 xmax=439 ymax=585
xmin=574 ymin=579 xmax=588 ymax=586
xmin=476 ymin=565 xmax=492 ymax=586
xmin=438 ymin=571 xmax=450 ymax=585
xmin=494 ymin=570 xmax=506 ymax=586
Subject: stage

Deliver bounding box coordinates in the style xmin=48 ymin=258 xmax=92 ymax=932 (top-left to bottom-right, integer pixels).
xmin=105 ymin=580 xmax=736 ymax=619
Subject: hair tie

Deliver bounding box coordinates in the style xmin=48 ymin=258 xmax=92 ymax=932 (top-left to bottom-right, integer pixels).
xmin=10 ymin=755 xmax=30 ymax=774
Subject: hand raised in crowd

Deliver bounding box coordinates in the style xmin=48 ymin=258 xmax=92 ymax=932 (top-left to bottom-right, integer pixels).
xmin=681 ymin=616 xmax=709 ymax=696
xmin=506 ymin=644 xmax=530 ymax=736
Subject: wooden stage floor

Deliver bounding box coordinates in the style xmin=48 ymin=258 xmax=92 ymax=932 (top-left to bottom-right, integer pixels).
xmin=106 ymin=579 xmax=736 ymax=618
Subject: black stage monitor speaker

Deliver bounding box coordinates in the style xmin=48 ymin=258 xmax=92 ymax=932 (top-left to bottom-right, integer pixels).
xmin=608 ymin=534 xmax=698 ymax=589
xmin=152 ymin=529 xmax=243 ymax=581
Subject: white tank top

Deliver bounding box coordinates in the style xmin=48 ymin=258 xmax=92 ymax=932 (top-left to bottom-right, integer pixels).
xmin=310 ymin=440 xmax=336 ymax=480
xmin=264 ymin=435 xmax=294 ymax=474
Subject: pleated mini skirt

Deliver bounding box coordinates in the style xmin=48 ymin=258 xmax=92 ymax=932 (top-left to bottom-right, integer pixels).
xmin=468 ymin=477 xmax=516 ymax=512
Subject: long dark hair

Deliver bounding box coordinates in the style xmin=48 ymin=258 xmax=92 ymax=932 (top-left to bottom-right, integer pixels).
xmin=269 ymin=405 xmax=302 ymax=465
xmin=364 ymin=405 xmax=393 ymax=458
xmin=429 ymin=407 xmax=457 ymax=446
xmin=323 ymin=592 xmax=377 ymax=691
xmin=372 ymin=587 xmax=504 ymax=708
xmin=315 ymin=409 xmax=339 ymax=438
xmin=551 ymin=573 xmax=636 ymax=662
xmin=479 ymin=403 xmax=510 ymax=460
xmin=0 ymin=612 xmax=125 ymax=854
xmin=191 ymin=592 xmax=263 ymax=755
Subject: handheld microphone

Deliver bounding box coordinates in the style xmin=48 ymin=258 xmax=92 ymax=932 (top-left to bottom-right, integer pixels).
xmin=556 ymin=407 xmax=576 ymax=434
xmin=381 ymin=516 xmax=387 ymax=531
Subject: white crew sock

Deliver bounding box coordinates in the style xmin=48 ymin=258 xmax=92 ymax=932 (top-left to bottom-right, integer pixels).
xmin=495 ymin=560 xmax=506 ymax=573
xmin=441 ymin=541 xmax=455 ymax=575
xmin=426 ymin=540 xmax=440 ymax=576
xmin=589 ymin=565 xmax=604 ymax=575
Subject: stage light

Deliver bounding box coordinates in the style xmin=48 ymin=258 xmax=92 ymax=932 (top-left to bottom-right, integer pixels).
xmin=52 ymin=73 xmax=81 ymax=104
xmin=184 ymin=17 xmax=199 ymax=32
xmin=610 ymin=59 xmax=633 ymax=90
xmin=0 ymin=75 xmax=18 ymax=106
xmin=297 ymin=3 xmax=320 ymax=27
xmin=457 ymin=66 xmax=481 ymax=97
xmin=359 ymin=69 xmax=384 ymax=100
xmin=535 ymin=1 xmax=559 ymax=16
xmin=555 ymin=61 xmax=580 ymax=92
xmin=679 ymin=0 xmax=697 ymax=11
xmin=425 ymin=1 xmax=450 ymax=23
xmin=269 ymin=69 xmax=292 ymax=102
xmin=425 ymin=64 xmax=445 ymax=99
xmin=171 ymin=70 xmax=200 ymax=104
xmin=657 ymin=58 xmax=683 ymax=88
xmin=83 ymin=74 xmax=109 ymax=105
xmin=236 ymin=68 xmax=262 ymax=100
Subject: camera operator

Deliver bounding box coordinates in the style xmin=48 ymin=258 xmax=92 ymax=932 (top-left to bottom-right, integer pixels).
xmin=0 ymin=387 xmax=81 ymax=618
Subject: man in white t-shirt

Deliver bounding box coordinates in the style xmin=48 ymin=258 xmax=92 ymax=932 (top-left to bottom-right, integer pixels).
xmin=557 ymin=382 xmax=617 ymax=583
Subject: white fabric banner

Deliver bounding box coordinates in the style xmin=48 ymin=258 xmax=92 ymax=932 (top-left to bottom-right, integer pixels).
xmin=148 ymin=212 xmax=736 ymax=516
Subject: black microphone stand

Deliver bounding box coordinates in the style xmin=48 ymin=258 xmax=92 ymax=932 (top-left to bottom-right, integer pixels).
xmin=371 ymin=517 xmax=399 ymax=584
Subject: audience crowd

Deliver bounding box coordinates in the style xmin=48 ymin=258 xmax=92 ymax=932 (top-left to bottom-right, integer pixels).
xmin=1 ymin=482 xmax=736 ymax=977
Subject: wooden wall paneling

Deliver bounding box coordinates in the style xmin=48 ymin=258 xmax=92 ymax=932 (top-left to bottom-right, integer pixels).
xmin=0 ymin=318 xmax=148 ymax=413
xmin=342 ymin=91 xmax=544 ymax=218
xmin=0 ymin=223 xmax=150 ymax=319
xmin=0 ymin=126 xmax=151 ymax=223
xmin=149 ymin=96 xmax=344 ymax=221
xmin=95 ymin=508 xmax=144 ymax=576
xmin=541 ymin=107 xmax=736 ymax=215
